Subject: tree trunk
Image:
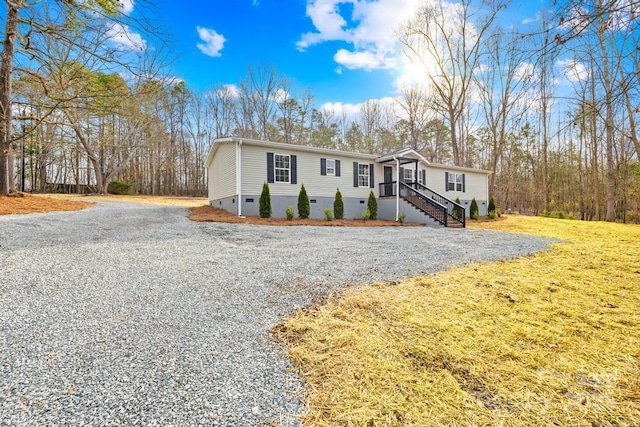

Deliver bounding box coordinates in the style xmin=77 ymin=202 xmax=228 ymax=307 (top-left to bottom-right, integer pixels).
xmin=0 ymin=1 xmax=23 ymax=194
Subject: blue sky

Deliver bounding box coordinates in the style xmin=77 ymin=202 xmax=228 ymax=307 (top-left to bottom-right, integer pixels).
xmin=127 ymin=0 xmax=543 ymax=107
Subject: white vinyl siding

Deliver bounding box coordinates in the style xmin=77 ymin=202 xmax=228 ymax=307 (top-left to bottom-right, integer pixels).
xmin=240 ymin=144 xmax=379 ymax=198
xmin=207 ymin=142 xmax=236 ymax=200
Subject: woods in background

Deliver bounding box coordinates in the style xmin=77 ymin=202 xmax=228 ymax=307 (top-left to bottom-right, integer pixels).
xmin=2 ymin=0 xmax=639 ymax=222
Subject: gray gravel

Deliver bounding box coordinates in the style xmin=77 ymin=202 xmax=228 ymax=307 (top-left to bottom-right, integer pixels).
xmin=0 ymin=201 xmax=555 ymax=426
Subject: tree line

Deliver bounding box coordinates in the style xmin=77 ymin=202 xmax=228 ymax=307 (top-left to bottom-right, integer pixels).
xmin=1 ymin=0 xmax=639 ymax=222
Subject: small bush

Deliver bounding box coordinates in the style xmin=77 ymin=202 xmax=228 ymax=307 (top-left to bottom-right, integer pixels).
xmin=362 ymin=208 xmax=371 ymax=221
xmin=322 ymin=208 xmax=333 ymax=221
xmin=367 ymin=191 xmax=377 ymax=220
xmin=298 ymin=184 xmax=310 ymax=219
xmin=107 ymin=180 xmax=133 ymax=195
xmin=285 ymin=205 xmax=294 ymax=220
xmin=541 ymin=209 xmax=551 ymax=218
xmin=488 ymin=211 xmax=496 ymax=219
xmin=334 ymin=188 xmax=344 ymax=220
xmin=455 ymin=197 xmax=461 ymax=204
xmin=556 ymin=211 xmax=565 ymax=219
xmin=398 ymin=212 xmax=407 ymax=223
xmin=567 ymin=213 xmax=575 ymax=220
xmin=488 ymin=197 xmax=496 ymax=213
xmin=259 ymin=182 xmax=272 ymax=218
xmin=470 ymin=198 xmax=479 ymax=219
xmin=496 ymin=209 xmax=502 ymax=217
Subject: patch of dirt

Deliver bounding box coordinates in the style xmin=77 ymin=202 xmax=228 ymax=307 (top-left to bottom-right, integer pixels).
xmin=0 ymin=193 xmax=95 ymax=215
xmin=189 ymin=205 xmax=420 ymax=227
xmin=45 ymin=194 xmax=207 ymax=207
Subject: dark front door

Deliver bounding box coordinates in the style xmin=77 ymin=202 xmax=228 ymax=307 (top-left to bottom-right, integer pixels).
xmin=383 ymin=166 xmax=393 ymax=196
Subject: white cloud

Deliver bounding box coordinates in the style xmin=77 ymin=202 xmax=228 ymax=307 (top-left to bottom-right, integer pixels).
xmin=514 ymin=61 xmax=537 ymax=82
xmin=106 ymin=23 xmax=146 ymax=51
xmin=298 ymin=0 xmax=424 ymax=71
xmin=557 ymin=58 xmax=588 ymax=83
xmin=322 ymin=96 xmax=402 ymax=121
xmin=334 ymin=48 xmax=395 ymax=70
xmin=522 ymin=13 xmax=539 ymax=25
xmin=196 ymin=26 xmax=226 ymax=57
xmin=117 ymin=0 xmax=134 ymax=15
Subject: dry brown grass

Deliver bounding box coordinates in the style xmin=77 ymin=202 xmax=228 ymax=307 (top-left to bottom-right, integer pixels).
xmin=275 ymin=215 xmax=640 ymax=426
xmin=189 ymin=205 xmax=420 ymax=227
xmin=45 ymin=193 xmax=207 ymax=207
xmin=0 ymin=193 xmax=94 ymax=215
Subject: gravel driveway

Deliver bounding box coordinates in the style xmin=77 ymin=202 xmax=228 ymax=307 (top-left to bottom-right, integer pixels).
xmin=0 ymin=202 xmax=554 ymax=426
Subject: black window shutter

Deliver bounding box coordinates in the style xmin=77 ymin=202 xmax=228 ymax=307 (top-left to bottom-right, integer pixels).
xmin=462 ymin=173 xmax=465 ymax=192
xmin=399 ymin=167 xmax=405 ymax=183
xmin=335 ymin=160 xmax=341 ymax=176
xmin=369 ymin=163 xmax=374 ymax=188
xmin=445 ymin=172 xmax=449 ymax=192
xmin=320 ymin=158 xmax=326 ymax=176
xmin=421 ymin=169 xmax=426 ymax=185
xmin=291 ymin=155 xmax=297 ymax=184
xmin=267 ymin=152 xmax=274 ymax=183
xmin=353 ymin=162 xmax=358 ymax=187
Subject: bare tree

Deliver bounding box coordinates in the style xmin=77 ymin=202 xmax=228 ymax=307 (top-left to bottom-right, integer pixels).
xmin=399 ymin=0 xmax=502 ymax=166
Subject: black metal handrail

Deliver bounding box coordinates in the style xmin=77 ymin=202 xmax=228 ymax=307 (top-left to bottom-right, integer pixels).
xmin=409 ymin=182 xmax=466 ymax=228
xmin=379 ymin=180 xmax=466 ymax=227
xmin=399 ymin=182 xmax=448 ymax=226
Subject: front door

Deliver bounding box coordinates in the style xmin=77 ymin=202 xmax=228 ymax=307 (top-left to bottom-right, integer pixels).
xmin=383 ymin=166 xmax=393 ymax=196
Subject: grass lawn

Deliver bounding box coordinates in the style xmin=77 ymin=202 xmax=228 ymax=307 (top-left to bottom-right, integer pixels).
xmin=276 ymin=215 xmax=640 ymax=426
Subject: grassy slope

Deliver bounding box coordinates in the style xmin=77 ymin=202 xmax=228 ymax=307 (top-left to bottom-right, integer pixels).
xmin=276 ymin=215 xmax=640 ymax=426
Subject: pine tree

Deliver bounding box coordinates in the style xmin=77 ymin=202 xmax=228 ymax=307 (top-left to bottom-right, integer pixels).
xmin=470 ymin=198 xmax=479 ymax=219
xmin=488 ymin=197 xmax=496 ymax=213
xmin=367 ymin=190 xmax=377 ymax=220
xmin=298 ymin=184 xmax=310 ymax=219
xmin=334 ymin=188 xmax=344 ymax=219
xmin=259 ymin=182 xmax=271 ymax=218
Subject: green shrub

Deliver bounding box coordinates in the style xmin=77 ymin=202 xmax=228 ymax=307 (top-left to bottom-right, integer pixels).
xmin=488 ymin=197 xmax=496 ymax=214
xmin=496 ymin=209 xmax=502 ymax=217
xmin=322 ymin=208 xmax=333 ymax=221
xmin=541 ymin=209 xmax=551 ymax=218
xmin=285 ymin=205 xmax=294 ymax=220
xmin=556 ymin=211 xmax=565 ymax=219
xmin=333 ymin=188 xmax=344 ymax=220
xmin=488 ymin=210 xmax=496 ymax=219
xmin=259 ymin=182 xmax=271 ymax=218
xmin=362 ymin=208 xmax=371 ymax=221
xmin=567 ymin=213 xmax=575 ymax=220
xmin=107 ymin=180 xmax=133 ymax=195
xmin=455 ymin=197 xmax=461 ymax=204
xmin=470 ymin=198 xmax=479 ymax=219
xmin=367 ymin=191 xmax=377 ymax=220
xmin=298 ymin=184 xmax=310 ymax=219
xmin=398 ymin=212 xmax=407 ymax=223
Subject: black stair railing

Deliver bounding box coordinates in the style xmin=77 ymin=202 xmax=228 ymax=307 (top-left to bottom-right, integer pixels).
xmin=409 ymin=182 xmax=466 ymax=228
xmin=399 ymin=182 xmax=448 ymax=226
xmin=378 ymin=181 xmax=466 ymax=227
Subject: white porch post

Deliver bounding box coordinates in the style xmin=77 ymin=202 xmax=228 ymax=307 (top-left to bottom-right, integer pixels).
xmin=395 ymin=157 xmax=400 ymax=221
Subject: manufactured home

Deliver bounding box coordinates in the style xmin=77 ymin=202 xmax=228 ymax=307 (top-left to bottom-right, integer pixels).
xmin=205 ymin=138 xmax=491 ymax=227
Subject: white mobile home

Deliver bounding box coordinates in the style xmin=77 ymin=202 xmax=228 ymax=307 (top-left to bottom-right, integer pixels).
xmin=205 ymin=138 xmax=491 ymax=227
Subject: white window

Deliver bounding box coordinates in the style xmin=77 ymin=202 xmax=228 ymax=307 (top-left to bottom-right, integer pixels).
xmin=456 ymin=173 xmax=463 ymax=191
xmin=358 ymin=163 xmax=369 ymax=187
xmin=418 ymin=169 xmax=424 ymax=184
xmin=326 ymin=159 xmax=335 ymax=176
xmin=404 ymin=168 xmax=414 ymax=182
xmin=447 ymin=173 xmax=463 ymax=191
xmin=275 ymin=154 xmax=290 ymax=183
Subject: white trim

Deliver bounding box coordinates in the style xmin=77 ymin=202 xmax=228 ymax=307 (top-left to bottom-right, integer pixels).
xmin=237 ymin=140 xmax=242 ymax=216
xmin=357 ymin=163 xmax=369 ymax=187
xmin=326 ymin=159 xmax=336 ymax=176
xmin=274 ymin=153 xmax=291 ymax=183
xmin=395 ymin=157 xmax=400 ymax=221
